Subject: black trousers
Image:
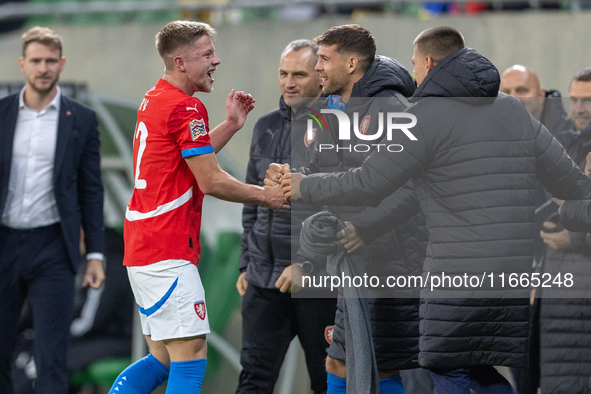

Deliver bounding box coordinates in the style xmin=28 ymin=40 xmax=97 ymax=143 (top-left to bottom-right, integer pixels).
xmin=0 ymin=224 xmax=75 ymax=394
xmin=236 ymin=283 xmax=337 ymax=394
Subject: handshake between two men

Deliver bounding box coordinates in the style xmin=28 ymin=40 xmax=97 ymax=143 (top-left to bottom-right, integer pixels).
xmin=264 ymin=162 xmax=300 ymax=203
xmin=264 ymin=163 xmax=365 ymax=254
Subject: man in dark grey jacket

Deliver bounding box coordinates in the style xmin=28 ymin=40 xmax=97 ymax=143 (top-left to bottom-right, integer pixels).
xmin=500 ymin=65 xmax=573 ymax=267
xmin=282 ymin=27 xmax=591 ymax=394
xmin=236 ymin=39 xmax=336 ymax=394
xmin=537 ymin=67 xmax=591 ymax=394
xmin=500 ymin=65 xmax=575 ymax=394
xmin=267 ymin=24 xmax=427 ymax=394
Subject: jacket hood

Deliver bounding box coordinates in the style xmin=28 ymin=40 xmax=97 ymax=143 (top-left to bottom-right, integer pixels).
xmin=541 ymin=89 xmax=574 ymax=134
xmin=412 ymin=48 xmax=500 ymax=100
xmin=545 ymin=89 xmax=562 ymax=99
xmin=351 ymin=55 xmax=416 ymax=98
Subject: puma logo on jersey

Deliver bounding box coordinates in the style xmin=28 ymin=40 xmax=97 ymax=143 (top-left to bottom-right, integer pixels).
xmin=186 ymin=105 xmax=200 ymax=113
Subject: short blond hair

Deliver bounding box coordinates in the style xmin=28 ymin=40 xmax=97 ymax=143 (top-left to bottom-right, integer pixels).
xmin=22 ymin=26 xmax=63 ymax=57
xmin=155 ymin=21 xmax=216 ymax=70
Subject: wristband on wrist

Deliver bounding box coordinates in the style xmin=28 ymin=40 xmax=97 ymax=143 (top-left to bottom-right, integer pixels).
xmin=296 ymin=261 xmax=314 ymax=275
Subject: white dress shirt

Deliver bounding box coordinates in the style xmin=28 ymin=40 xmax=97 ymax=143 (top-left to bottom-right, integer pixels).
xmin=2 ymin=87 xmax=104 ymax=262
xmin=1 ymin=87 xmax=61 ymax=229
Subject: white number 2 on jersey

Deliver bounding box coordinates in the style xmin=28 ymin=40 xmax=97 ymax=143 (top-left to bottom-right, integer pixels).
xmin=134 ymin=121 xmax=148 ymax=189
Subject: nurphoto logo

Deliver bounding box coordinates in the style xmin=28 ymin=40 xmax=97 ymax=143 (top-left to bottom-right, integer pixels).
xmin=305 ymin=109 xmax=418 ymax=153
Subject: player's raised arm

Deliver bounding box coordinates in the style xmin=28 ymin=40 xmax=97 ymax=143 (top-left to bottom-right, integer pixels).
xmin=185 ymin=152 xmax=289 ymax=209
xmin=209 ymin=89 xmax=256 ymax=152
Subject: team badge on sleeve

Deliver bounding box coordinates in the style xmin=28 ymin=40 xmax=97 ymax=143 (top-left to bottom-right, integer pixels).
xmin=359 ymin=115 xmax=371 ymax=135
xmin=325 ymin=325 xmax=334 ymax=344
xmin=190 ymin=119 xmax=207 ymax=140
xmin=305 ymin=128 xmax=317 ymax=147
xmin=194 ymin=301 xmax=207 ymax=320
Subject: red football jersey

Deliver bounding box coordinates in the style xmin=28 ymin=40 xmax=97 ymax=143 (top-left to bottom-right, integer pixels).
xmin=123 ymin=79 xmax=213 ymax=266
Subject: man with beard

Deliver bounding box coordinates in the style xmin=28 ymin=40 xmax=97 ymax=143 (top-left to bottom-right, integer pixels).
xmin=538 ymin=67 xmax=591 ymax=394
xmin=267 ymin=24 xmax=426 ymax=394
xmin=281 ymin=27 xmax=591 ymax=394
xmin=235 ymin=39 xmax=337 ymax=394
xmin=0 ymin=27 xmax=105 ymax=393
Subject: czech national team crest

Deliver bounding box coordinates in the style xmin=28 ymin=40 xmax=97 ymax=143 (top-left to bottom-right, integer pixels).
xmin=359 ymin=115 xmax=371 ymax=135
xmin=305 ymin=128 xmax=317 ymax=147
xmin=325 ymin=325 xmax=334 ymax=344
xmin=194 ymin=301 xmax=207 ymax=320
xmin=190 ymin=119 xmax=207 ymax=140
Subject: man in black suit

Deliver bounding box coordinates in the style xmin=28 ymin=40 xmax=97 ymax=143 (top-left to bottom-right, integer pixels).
xmin=0 ymin=26 xmax=105 ymax=394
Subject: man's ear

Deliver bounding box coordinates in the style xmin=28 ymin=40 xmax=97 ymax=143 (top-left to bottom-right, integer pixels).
xmin=347 ymin=56 xmax=359 ymax=75
xmin=173 ymin=55 xmax=185 ymax=72
xmin=426 ymin=56 xmax=437 ymax=72
xmin=18 ymin=57 xmax=25 ymax=72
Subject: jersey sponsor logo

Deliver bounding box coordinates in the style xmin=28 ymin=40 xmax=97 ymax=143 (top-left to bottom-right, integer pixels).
xmin=359 ymin=115 xmax=371 ymax=135
xmin=305 ymin=128 xmax=317 ymax=147
xmin=190 ymin=119 xmax=207 ymax=140
xmin=186 ymin=104 xmax=200 ymax=113
xmin=194 ymin=301 xmax=207 ymax=320
xmin=325 ymin=325 xmax=334 ymax=344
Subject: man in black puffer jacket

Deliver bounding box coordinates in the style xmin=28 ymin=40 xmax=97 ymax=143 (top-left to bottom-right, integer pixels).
xmin=538 ymin=67 xmax=591 ymax=394
xmin=236 ymin=40 xmax=337 ymax=394
xmin=499 ymin=65 xmax=575 ymax=394
xmin=267 ymin=25 xmax=428 ymax=393
xmin=282 ymin=27 xmax=591 ymax=394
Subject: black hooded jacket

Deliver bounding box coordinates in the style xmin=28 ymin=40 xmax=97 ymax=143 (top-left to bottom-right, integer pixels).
xmin=539 ymin=122 xmax=591 ymax=394
xmin=299 ymin=48 xmax=591 ymax=369
xmin=303 ymin=55 xmax=428 ymax=369
xmin=306 ymin=55 xmax=426 ymax=285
